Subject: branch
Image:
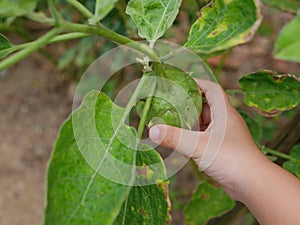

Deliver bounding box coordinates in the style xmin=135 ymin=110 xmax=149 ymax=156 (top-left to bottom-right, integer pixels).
xmin=67 ymin=0 xmax=93 ymax=19
xmin=0 ymin=28 xmax=61 ymax=71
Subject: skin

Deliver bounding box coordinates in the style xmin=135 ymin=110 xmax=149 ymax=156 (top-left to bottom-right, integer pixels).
xmin=149 ymin=80 xmax=300 ymax=225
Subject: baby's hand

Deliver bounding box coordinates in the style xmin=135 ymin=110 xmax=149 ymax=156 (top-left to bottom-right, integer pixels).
xmin=149 ymin=80 xmax=265 ymax=201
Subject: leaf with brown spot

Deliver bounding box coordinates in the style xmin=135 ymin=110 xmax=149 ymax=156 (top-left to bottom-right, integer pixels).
xmin=185 ymin=0 xmax=262 ymax=55
xmin=239 ymin=70 xmax=300 ymax=117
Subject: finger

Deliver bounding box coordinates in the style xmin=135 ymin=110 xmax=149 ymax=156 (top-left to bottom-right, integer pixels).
xmin=149 ymin=125 xmax=203 ymax=158
xmin=195 ymin=79 xmax=230 ymax=124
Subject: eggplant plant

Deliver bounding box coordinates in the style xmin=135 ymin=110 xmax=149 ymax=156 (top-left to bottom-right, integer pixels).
xmin=0 ymin=0 xmax=300 ymax=224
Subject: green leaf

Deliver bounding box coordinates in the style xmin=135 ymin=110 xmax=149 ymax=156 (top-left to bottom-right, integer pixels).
xmin=283 ymin=145 xmax=300 ymax=179
xmin=184 ymin=181 xmax=236 ymax=225
xmin=239 ymin=112 xmax=262 ymax=141
xmin=45 ymin=91 xmax=137 ymax=225
xmin=136 ymin=67 xmax=202 ymax=129
xmin=239 ymin=70 xmax=300 ymax=116
xmin=0 ymin=33 xmax=13 ymax=59
xmin=274 ymin=16 xmax=300 ymax=63
xmin=114 ymin=144 xmax=170 ymax=225
xmin=126 ymin=0 xmax=183 ymax=42
xmin=184 ymin=0 xmax=262 ymax=55
xmin=261 ymin=0 xmax=300 ymax=14
xmin=0 ymin=0 xmax=38 ymax=17
xmin=90 ymin=0 xmax=118 ymax=23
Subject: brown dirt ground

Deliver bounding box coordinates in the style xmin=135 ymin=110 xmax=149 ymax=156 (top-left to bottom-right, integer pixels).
xmin=0 ymin=55 xmax=72 ymax=225
xmin=0 ymin=6 xmax=299 ymax=225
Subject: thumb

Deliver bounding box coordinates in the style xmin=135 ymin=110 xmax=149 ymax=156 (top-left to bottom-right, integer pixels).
xmin=149 ymin=125 xmax=206 ymax=159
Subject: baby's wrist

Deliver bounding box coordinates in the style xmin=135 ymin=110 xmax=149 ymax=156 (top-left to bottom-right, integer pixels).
xmin=234 ymin=150 xmax=271 ymax=203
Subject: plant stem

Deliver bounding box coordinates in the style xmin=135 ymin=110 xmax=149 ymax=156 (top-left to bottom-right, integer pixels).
xmin=0 ymin=28 xmax=60 ymax=71
xmin=61 ymin=21 xmax=165 ymax=76
xmin=226 ymin=89 xmax=244 ymax=95
xmin=263 ymin=147 xmax=294 ymax=161
xmin=48 ymin=0 xmax=63 ymax=26
xmin=137 ymin=78 xmax=157 ymax=139
xmin=50 ymin=32 xmax=91 ymax=43
xmin=67 ymin=0 xmax=93 ymax=19
xmin=0 ymin=32 xmax=91 ymax=57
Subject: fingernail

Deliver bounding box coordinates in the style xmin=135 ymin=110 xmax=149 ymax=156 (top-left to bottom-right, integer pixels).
xmin=150 ymin=126 xmax=160 ymax=142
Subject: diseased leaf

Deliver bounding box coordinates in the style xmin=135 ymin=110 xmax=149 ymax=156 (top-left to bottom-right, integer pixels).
xmin=136 ymin=67 xmax=202 ymax=129
xmin=126 ymin=0 xmax=182 ymax=42
xmin=240 ymin=112 xmax=262 ymax=141
xmin=114 ymin=144 xmax=170 ymax=225
xmin=0 ymin=33 xmax=13 ymax=59
xmin=184 ymin=181 xmax=235 ymax=225
xmin=185 ymin=0 xmax=262 ymax=55
xmin=283 ymin=145 xmax=300 ymax=179
xmin=274 ymin=16 xmax=300 ymax=63
xmin=45 ymin=91 xmax=137 ymax=225
xmin=0 ymin=0 xmax=38 ymax=17
xmin=90 ymin=0 xmax=118 ymax=23
xmin=239 ymin=70 xmax=300 ymax=117
xmin=261 ymin=0 xmax=300 ymax=14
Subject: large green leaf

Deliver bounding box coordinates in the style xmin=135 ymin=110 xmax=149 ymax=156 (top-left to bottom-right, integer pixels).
xmin=0 ymin=33 xmax=13 ymax=59
xmin=261 ymin=0 xmax=300 ymax=14
xmin=136 ymin=67 xmax=202 ymax=129
xmin=184 ymin=0 xmax=262 ymax=55
xmin=0 ymin=0 xmax=38 ymax=17
xmin=274 ymin=16 xmax=300 ymax=63
xmin=90 ymin=0 xmax=118 ymax=23
xmin=239 ymin=70 xmax=300 ymax=116
xmin=184 ymin=181 xmax=235 ymax=225
xmin=283 ymin=145 xmax=300 ymax=179
xmin=126 ymin=0 xmax=182 ymax=42
xmin=45 ymin=91 xmax=137 ymax=225
xmin=114 ymin=144 xmax=170 ymax=225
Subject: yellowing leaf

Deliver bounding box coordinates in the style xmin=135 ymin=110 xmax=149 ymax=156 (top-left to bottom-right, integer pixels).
xmin=185 ymin=0 xmax=262 ymax=55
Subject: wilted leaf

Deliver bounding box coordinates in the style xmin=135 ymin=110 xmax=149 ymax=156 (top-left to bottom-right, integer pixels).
xmin=0 ymin=33 xmax=13 ymax=59
xmin=136 ymin=67 xmax=202 ymax=129
xmin=185 ymin=0 xmax=262 ymax=55
xmin=261 ymin=0 xmax=300 ymax=14
xmin=240 ymin=112 xmax=262 ymax=141
xmin=45 ymin=91 xmax=137 ymax=225
xmin=126 ymin=0 xmax=182 ymax=42
xmin=114 ymin=144 xmax=170 ymax=225
xmin=184 ymin=181 xmax=235 ymax=225
xmin=239 ymin=70 xmax=300 ymax=116
xmin=0 ymin=0 xmax=38 ymax=17
xmin=90 ymin=0 xmax=118 ymax=23
xmin=274 ymin=16 xmax=300 ymax=63
xmin=283 ymin=145 xmax=300 ymax=179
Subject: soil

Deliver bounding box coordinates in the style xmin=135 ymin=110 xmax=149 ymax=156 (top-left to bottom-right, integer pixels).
xmin=0 ymin=6 xmax=299 ymax=225
xmin=0 ymin=55 xmax=72 ymax=225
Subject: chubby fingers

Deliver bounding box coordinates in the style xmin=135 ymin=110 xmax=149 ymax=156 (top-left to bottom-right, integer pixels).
xmin=149 ymin=124 xmax=206 ymax=159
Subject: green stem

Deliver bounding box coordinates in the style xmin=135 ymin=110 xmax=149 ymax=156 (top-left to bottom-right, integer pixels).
xmin=48 ymin=0 xmax=63 ymax=26
xmin=61 ymin=21 xmax=165 ymax=76
xmin=137 ymin=78 xmax=157 ymax=139
xmin=0 ymin=32 xmax=91 ymax=56
xmin=226 ymin=89 xmax=244 ymax=95
xmin=0 ymin=28 xmax=60 ymax=71
xmin=66 ymin=0 xmax=93 ymax=19
xmin=263 ymin=147 xmax=294 ymax=161
xmin=50 ymin=32 xmax=91 ymax=43
xmin=26 ymin=13 xmax=55 ymax=25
